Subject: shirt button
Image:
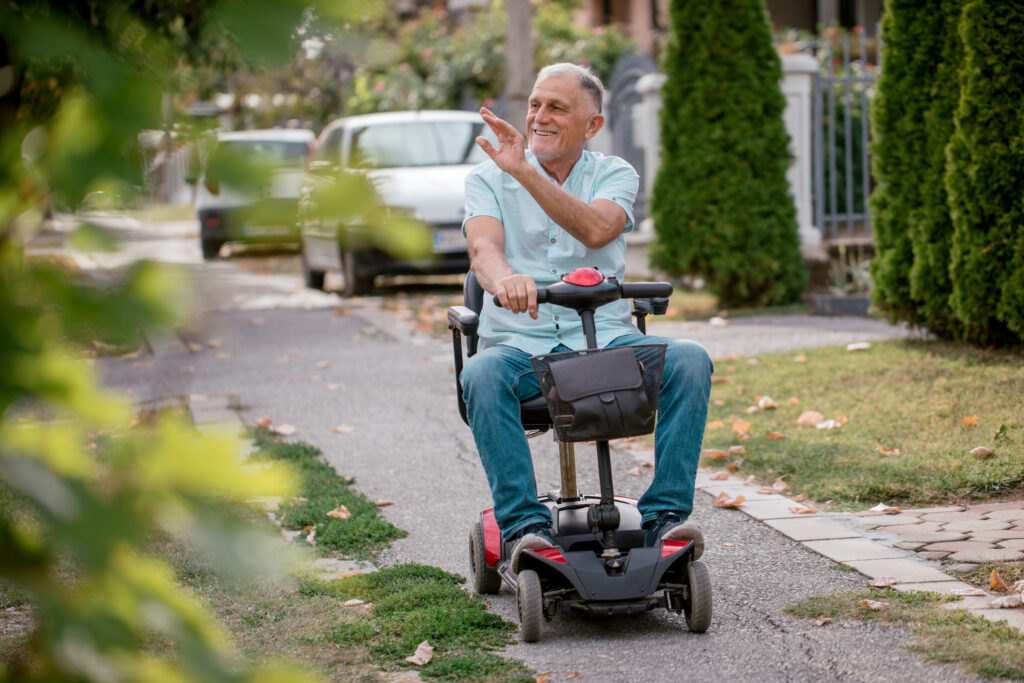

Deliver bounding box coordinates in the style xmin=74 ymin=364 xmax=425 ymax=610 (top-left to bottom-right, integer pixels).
xmin=554 ymin=315 xmax=559 ymax=321
xmin=557 ymin=334 xmax=562 ymax=339
xmin=551 ymin=268 xmax=557 ymax=274
xmin=550 ymin=238 xmax=556 ymax=244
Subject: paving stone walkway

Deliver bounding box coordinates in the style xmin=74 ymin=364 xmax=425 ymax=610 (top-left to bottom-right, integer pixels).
xmin=684 ymin=466 xmax=1024 ymax=633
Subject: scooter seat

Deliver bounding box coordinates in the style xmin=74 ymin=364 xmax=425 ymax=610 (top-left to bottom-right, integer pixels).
xmin=520 ymin=395 xmax=553 ymax=430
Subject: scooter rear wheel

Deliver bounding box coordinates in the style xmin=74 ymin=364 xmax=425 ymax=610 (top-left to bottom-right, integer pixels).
xmin=684 ymin=560 xmax=712 ymax=633
xmin=517 ymin=569 xmax=543 ymax=642
xmin=469 ymin=520 xmax=501 ymax=594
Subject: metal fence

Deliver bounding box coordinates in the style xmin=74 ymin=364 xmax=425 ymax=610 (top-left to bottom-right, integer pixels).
xmin=812 ymin=32 xmax=878 ymax=244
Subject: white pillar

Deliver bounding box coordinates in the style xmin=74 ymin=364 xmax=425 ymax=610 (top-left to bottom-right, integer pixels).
xmin=780 ymin=53 xmax=822 ymax=249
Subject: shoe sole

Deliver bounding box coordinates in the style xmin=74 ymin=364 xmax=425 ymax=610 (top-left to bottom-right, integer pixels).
xmin=511 ymin=533 xmax=554 ymax=573
xmin=662 ymin=521 xmax=704 ymax=560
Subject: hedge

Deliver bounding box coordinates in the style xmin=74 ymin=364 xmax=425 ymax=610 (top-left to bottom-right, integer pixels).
xmin=649 ymin=0 xmax=806 ymax=309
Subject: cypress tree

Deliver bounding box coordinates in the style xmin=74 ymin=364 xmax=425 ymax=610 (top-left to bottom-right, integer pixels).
xmin=945 ymin=0 xmax=1024 ymax=346
xmin=650 ymin=0 xmax=806 ymax=309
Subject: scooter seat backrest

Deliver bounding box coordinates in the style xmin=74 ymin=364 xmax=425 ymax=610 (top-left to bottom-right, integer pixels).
xmin=465 ymin=271 xmax=484 ymax=315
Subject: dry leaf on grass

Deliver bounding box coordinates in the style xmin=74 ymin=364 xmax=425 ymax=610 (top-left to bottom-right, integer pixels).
xmin=305 ymin=527 xmax=317 ymax=547
xmin=797 ymin=410 xmax=825 ymax=427
xmin=255 ymin=416 xmax=273 ymax=428
xmin=758 ymin=396 xmax=779 ymax=410
xmin=816 ymin=419 xmax=843 ymax=430
xmin=870 ymin=503 xmax=902 ymax=514
xmin=726 ymin=461 xmax=743 ymax=472
xmin=789 ymin=506 xmax=817 ymax=514
xmin=794 ymin=354 xmax=807 ymax=363
xmin=704 ymin=449 xmax=729 ymax=460
xmin=714 ymin=399 xmax=726 ymax=407
xmin=859 ymin=599 xmax=888 ymax=611
xmin=846 ymin=342 xmax=871 ymax=352
xmin=327 ymin=505 xmax=351 ymax=520
xmin=962 ymin=414 xmax=980 ymax=427
xmin=713 ymin=492 xmax=745 ymax=509
xmin=711 ymin=376 xmax=731 ymax=385
xmin=710 ymin=471 xmax=730 ymax=481
xmin=991 ymin=570 xmax=1009 ymax=592
xmin=343 ymin=599 xmax=365 ymax=607
xmin=792 ymin=494 xmax=807 ymax=502
xmin=729 ymin=445 xmax=746 ymax=455
xmin=765 ymin=431 xmax=789 ymax=440
xmin=375 ymin=499 xmax=395 ymax=507
xmin=405 ymin=641 xmax=434 ymax=666
xmin=707 ymin=420 xmax=725 ymax=430
xmin=877 ymin=446 xmax=902 ymax=456
xmin=813 ymin=617 xmax=832 ymax=627
xmin=971 ymin=446 xmax=994 ymax=458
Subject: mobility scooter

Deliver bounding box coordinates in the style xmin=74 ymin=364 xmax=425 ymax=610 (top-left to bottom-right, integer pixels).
xmin=447 ymin=267 xmax=712 ymax=642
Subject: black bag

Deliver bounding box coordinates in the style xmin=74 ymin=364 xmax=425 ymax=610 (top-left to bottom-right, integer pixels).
xmin=530 ymin=344 xmax=666 ymax=443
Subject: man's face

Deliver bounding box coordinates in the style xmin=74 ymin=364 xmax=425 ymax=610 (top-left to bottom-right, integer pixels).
xmin=525 ymin=73 xmax=602 ymax=164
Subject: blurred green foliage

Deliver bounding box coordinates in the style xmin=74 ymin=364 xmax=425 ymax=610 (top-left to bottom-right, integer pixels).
xmin=0 ymin=1 xmax=384 ymax=680
xmin=344 ymin=0 xmax=635 ymax=116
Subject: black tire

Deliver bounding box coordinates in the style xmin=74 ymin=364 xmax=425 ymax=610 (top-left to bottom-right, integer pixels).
xmin=342 ymin=249 xmax=373 ymax=296
xmin=469 ymin=521 xmax=502 ymax=594
xmin=201 ymin=239 xmax=222 ymax=260
xmin=684 ymin=560 xmax=712 ymax=633
xmin=517 ymin=569 xmax=543 ymax=643
xmin=301 ymin=251 xmax=326 ymax=291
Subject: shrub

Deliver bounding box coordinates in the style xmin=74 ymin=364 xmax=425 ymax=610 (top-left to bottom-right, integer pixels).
xmin=868 ymin=0 xmax=964 ymax=339
xmin=650 ymin=0 xmax=806 ymax=309
xmin=945 ymin=0 xmax=1024 ymax=346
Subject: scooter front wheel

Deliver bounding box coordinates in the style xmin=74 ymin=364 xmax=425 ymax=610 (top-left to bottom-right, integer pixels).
xmin=684 ymin=560 xmax=712 ymax=633
xmin=517 ymin=569 xmax=543 ymax=642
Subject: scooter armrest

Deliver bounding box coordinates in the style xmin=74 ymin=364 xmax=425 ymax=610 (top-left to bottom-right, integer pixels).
xmin=447 ymin=306 xmax=479 ymax=336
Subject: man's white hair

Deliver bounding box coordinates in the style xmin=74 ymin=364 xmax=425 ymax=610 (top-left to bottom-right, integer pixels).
xmin=535 ymin=63 xmax=604 ymax=113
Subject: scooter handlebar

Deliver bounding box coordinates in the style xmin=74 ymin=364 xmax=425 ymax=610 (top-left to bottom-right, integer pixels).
xmin=492 ymin=290 xmax=548 ymax=308
xmin=619 ymin=282 xmax=673 ymax=299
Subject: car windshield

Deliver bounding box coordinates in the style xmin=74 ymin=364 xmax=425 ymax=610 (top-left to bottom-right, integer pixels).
xmin=212 ymin=139 xmax=310 ymax=168
xmin=349 ymin=121 xmax=489 ymax=169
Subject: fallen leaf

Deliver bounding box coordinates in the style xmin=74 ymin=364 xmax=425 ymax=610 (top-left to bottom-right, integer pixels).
xmin=711 ymin=376 xmax=731 ymax=384
xmin=835 ymin=416 xmax=849 ymax=425
xmin=870 ymin=503 xmax=901 ymax=514
xmin=758 ymin=396 xmax=779 ymax=410
xmin=790 ymin=506 xmax=817 ymax=514
xmin=792 ymin=494 xmax=807 ymax=502
xmin=187 ymin=343 xmax=203 ymax=352
xmin=813 ymin=617 xmax=832 ymax=627
xmin=732 ymin=420 xmax=752 ymax=434
xmin=405 ymin=640 xmax=434 ymax=666
xmin=343 ymin=599 xmax=365 ymax=607
xmin=744 ymin=406 xmax=761 ymax=414
xmin=709 ymin=316 xmax=729 ymax=327
xmin=797 ymin=410 xmax=825 ymax=427
xmin=255 ymin=416 xmax=273 ymax=428
xmin=706 ymin=420 xmax=725 ymax=430
xmin=330 ymin=425 xmax=357 ymax=434
xmin=327 ymin=505 xmax=351 ymax=520
xmin=991 ymin=570 xmax=1009 ymax=592
xmin=846 ymin=342 xmax=871 ymax=352
xmin=207 ymin=338 xmax=222 ymax=348
xmin=273 ymin=424 xmax=298 ymax=436
xmin=789 ymin=397 xmax=801 ymax=405
xmin=869 ymin=577 xmax=899 ymax=588
xmin=962 ymin=414 xmax=980 ymax=427
xmin=315 ymin=360 xmax=331 ymax=369
xmin=877 ymin=446 xmax=902 ymax=456
xmin=746 ymin=358 xmax=759 ymax=365
xmin=816 ymin=419 xmax=842 ymax=430
xmin=858 ymin=599 xmax=888 ymax=611
xmin=375 ymin=499 xmax=394 ymax=507
xmin=625 ymin=467 xmax=644 ymax=476
xmin=971 ymin=446 xmax=994 ymax=458
xmin=714 ymin=399 xmax=726 ymax=407
xmin=726 ymin=461 xmax=743 ymax=472
xmin=710 ymin=471 xmax=730 ymax=481
xmin=772 ymin=477 xmax=790 ymax=492
xmin=704 ymin=449 xmax=729 ymax=460
xmin=744 ymin=475 xmax=756 ymax=485
xmin=729 ymin=445 xmax=746 ymax=455
xmin=305 ymin=527 xmax=317 ymax=547
xmin=794 ymin=354 xmax=807 ymax=363
xmin=725 ymin=366 xmax=736 ymax=374
xmin=713 ymin=492 xmax=745 ymax=509
xmin=765 ymin=431 xmax=790 ymax=440
xmin=986 ymin=595 xmax=1023 ymax=609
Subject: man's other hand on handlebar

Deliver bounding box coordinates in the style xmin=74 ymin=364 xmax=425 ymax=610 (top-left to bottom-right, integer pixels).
xmin=495 ymin=273 xmax=539 ymax=319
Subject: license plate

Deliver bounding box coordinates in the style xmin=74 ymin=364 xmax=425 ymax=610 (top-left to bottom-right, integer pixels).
xmin=432 ymin=228 xmax=466 ymax=253
xmin=243 ymin=223 xmax=290 ymax=238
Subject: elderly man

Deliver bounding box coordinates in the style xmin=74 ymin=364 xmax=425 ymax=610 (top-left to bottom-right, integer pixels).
xmin=461 ymin=63 xmax=713 ymax=571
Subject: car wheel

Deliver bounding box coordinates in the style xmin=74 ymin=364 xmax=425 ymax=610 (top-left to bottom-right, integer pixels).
xmin=301 ymin=250 xmax=326 ymax=291
xmin=201 ymin=239 xmax=222 ymax=260
xmin=342 ymin=249 xmax=373 ymax=296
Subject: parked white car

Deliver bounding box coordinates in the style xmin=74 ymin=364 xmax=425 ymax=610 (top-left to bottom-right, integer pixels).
xmin=298 ymin=110 xmax=494 ymax=294
xmin=195 ymin=128 xmax=315 ymax=259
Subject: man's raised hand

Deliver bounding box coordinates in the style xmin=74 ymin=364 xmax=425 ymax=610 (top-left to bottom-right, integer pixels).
xmin=476 ymin=107 xmax=528 ymax=177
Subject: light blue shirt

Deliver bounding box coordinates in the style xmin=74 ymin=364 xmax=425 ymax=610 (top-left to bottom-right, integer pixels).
xmin=463 ymin=149 xmax=641 ymax=356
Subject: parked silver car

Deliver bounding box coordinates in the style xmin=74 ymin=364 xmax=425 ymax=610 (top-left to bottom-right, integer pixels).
xmin=299 ymin=110 xmax=494 ymax=295
xmin=195 ymin=128 xmax=314 ymax=259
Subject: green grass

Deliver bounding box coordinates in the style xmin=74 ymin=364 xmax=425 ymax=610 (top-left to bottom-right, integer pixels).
xmin=301 ymin=566 xmax=531 ymax=681
xmin=700 ymin=339 xmax=1024 ymax=508
xmin=786 ymin=589 xmax=1024 ymax=679
xmin=252 ymin=429 xmax=406 ymax=560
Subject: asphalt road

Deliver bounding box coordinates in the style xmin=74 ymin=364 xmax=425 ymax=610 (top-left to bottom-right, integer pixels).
xmin=87 ymin=227 xmax=974 ymax=683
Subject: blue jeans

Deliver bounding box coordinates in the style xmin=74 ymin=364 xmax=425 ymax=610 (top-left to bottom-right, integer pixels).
xmin=460 ymin=334 xmax=713 ymax=541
